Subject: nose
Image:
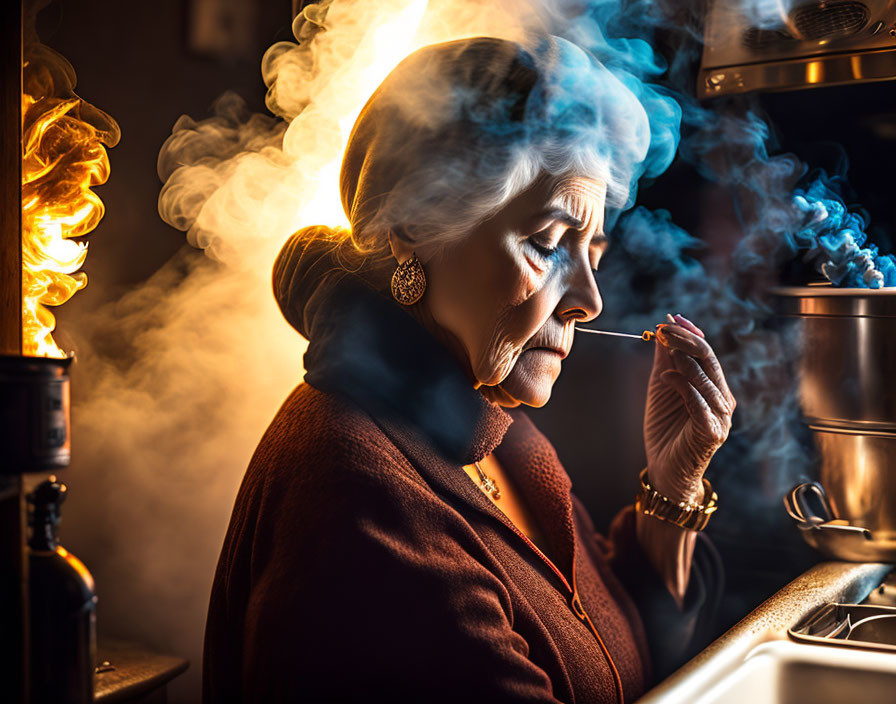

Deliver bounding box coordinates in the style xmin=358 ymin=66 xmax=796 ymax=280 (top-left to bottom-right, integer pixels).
xmin=558 ymin=258 xmax=602 ymax=323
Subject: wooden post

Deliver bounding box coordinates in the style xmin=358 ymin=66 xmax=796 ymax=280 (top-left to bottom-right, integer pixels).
xmin=0 ymin=1 xmax=26 ymax=703
xmin=0 ymin=0 xmax=22 ymax=353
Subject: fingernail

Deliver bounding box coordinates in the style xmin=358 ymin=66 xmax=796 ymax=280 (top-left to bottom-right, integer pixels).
xmin=673 ymin=314 xmax=705 ymax=338
xmin=665 ymin=313 xmax=676 ymax=324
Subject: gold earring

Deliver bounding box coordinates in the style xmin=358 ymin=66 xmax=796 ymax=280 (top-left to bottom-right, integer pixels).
xmin=391 ymin=253 xmax=426 ymax=305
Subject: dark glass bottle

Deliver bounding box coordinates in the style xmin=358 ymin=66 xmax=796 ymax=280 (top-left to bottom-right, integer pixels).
xmin=28 ymin=476 xmax=96 ymax=704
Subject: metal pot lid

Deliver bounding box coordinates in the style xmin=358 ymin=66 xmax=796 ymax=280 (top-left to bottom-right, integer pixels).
xmin=771 ymin=286 xmax=896 ymax=318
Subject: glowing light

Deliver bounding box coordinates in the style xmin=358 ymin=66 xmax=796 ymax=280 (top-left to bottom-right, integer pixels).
xmin=806 ymin=61 xmax=823 ymax=84
xmin=21 ymin=74 xmax=117 ymax=357
xmin=348 ymin=0 xmax=430 ymax=131
xmin=302 ymin=0 xmax=430 ymax=228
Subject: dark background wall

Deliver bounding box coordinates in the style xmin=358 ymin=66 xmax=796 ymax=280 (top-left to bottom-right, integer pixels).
xmin=35 ymin=0 xmax=292 ymax=313
xmin=29 ymin=0 xmax=896 ymax=701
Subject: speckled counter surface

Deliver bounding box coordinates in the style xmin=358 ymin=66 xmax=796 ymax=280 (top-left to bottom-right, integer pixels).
xmin=636 ymin=562 xmax=893 ymax=703
xmin=94 ymin=637 xmax=188 ymax=703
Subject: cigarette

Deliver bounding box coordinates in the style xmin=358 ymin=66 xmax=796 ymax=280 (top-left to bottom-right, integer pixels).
xmin=575 ymin=327 xmax=656 ymax=342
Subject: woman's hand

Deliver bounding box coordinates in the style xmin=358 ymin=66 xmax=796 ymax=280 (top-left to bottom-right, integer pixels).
xmin=643 ymin=314 xmax=735 ymax=504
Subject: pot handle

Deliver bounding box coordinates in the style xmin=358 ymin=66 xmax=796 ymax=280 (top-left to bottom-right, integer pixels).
xmin=784 ymin=482 xmax=837 ymax=528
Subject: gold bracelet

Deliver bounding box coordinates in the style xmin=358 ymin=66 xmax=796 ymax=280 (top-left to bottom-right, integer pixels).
xmin=634 ymin=468 xmax=718 ymax=531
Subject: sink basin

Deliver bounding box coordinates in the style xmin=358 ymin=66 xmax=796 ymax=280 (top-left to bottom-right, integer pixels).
xmin=695 ymin=640 xmax=896 ymax=704
xmin=636 ymin=562 xmax=894 ymax=704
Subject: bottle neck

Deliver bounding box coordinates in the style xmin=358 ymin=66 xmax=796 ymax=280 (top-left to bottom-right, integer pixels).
xmin=29 ymin=513 xmax=59 ymax=552
xmin=28 ymin=477 xmax=67 ymax=552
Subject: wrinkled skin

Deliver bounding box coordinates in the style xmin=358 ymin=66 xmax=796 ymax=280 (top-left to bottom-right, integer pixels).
xmin=391 ymin=174 xmax=607 ymax=408
xmin=388 ymin=173 xmax=735 ymax=499
xmin=646 ymin=316 xmax=736 ymax=502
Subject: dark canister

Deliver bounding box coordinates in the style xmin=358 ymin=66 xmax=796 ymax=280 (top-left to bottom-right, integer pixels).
xmin=0 ymin=354 xmax=72 ymax=474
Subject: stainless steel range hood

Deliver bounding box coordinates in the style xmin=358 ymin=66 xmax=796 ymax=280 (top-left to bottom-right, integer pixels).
xmin=699 ymin=0 xmax=896 ymax=97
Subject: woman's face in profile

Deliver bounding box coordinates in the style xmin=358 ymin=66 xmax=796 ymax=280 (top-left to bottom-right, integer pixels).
xmin=421 ymin=174 xmax=607 ymax=407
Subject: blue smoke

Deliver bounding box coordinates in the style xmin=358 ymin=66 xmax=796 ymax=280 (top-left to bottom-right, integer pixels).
xmin=555 ymin=0 xmax=894 ymax=290
xmin=550 ymin=0 xmax=684 ymax=225
xmin=793 ymin=175 xmax=896 ymax=288
xmin=549 ymin=0 xmax=893 ymax=564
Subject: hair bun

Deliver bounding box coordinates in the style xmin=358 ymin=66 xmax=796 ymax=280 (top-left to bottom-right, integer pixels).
xmin=273 ymin=225 xmax=365 ymax=338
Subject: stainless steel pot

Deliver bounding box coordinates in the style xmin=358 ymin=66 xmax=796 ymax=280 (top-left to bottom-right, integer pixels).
xmin=775 ymin=286 xmax=896 ymax=561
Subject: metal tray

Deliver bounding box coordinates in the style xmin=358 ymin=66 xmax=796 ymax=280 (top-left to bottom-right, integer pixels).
xmin=790 ymin=603 xmax=896 ymax=653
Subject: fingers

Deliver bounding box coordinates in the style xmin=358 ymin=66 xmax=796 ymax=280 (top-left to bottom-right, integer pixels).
xmin=673 ymin=314 xmax=704 ymax=338
xmin=669 ymin=350 xmax=731 ymax=417
xmin=699 ymin=349 xmax=736 ymax=410
xmin=660 ymin=369 xmax=714 ymax=427
xmin=656 ymin=323 xmax=710 ymax=359
xmin=656 ymin=320 xmax=736 ymax=412
xmin=661 ymin=370 xmax=731 ymax=445
xmin=651 ymin=327 xmax=677 ymax=373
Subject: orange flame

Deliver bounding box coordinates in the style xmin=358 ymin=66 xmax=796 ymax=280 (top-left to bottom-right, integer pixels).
xmin=21 ymin=47 xmax=119 ymax=358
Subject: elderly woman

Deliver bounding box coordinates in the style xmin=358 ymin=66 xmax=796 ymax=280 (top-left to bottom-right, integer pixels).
xmin=204 ymin=36 xmax=733 ymax=704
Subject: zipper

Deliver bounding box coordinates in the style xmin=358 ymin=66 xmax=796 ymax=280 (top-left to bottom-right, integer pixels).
xmin=498 ymin=513 xmax=572 ymax=592
xmin=571 ymin=556 xmax=624 ymax=704
xmin=497 ymin=517 xmax=624 ymax=704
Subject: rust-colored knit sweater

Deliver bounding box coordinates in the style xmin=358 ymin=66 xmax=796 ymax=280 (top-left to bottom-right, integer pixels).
xmin=204 ymin=264 xmax=721 ymax=703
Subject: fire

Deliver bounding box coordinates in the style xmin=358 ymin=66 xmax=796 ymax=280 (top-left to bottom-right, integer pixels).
xmin=21 ymin=49 xmax=119 ymax=358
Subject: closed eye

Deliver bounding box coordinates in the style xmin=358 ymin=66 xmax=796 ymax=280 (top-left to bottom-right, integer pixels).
xmin=528 ymin=238 xmax=557 ymax=258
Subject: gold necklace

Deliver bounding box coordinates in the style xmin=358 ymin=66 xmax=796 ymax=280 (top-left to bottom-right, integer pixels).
xmin=473 ymin=461 xmax=501 ymax=500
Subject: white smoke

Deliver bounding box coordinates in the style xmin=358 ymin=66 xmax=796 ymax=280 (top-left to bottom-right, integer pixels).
xmin=61 ymin=2 xmax=566 ymax=700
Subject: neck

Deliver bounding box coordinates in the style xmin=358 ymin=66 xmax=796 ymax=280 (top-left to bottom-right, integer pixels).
xmin=404 ymin=296 xmax=481 ymax=388
xmin=301 ymin=273 xmax=514 ymax=464
xmin=409 ymin=302 xmax=522 ymax=407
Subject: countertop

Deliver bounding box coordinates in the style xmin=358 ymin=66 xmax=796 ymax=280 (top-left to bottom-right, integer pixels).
xmin=94 ymin=637 xmax=189 ymax=703
xmin=637 ymin=561 xmax=894 ymax=703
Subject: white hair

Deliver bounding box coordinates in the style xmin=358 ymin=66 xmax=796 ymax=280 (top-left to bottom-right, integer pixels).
xmin=363 ymin=141 xmax=617 ymax=257
xmin=338 ymin=35 xmax=655 ymax=261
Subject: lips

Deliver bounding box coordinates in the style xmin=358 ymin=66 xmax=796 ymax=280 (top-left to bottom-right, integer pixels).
xmin=528 ymin=346 xmax=568 ymax=360
xmin=525 ymin=327 xmax=572 ymax=360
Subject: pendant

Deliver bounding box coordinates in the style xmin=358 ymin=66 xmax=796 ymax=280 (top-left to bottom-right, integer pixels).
xmin=481 ymin=477 xmax=501 ymax=500
xmin=473 ymin=461 xmax=501 ymax=500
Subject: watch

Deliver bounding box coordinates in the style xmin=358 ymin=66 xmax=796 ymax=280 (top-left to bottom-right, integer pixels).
xmin=634 ymin=468 xmax=718 ymax=532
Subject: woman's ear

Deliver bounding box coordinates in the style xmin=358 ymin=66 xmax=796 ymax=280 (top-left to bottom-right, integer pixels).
xmin=387 ymin=226 xmax=416 ymax=264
